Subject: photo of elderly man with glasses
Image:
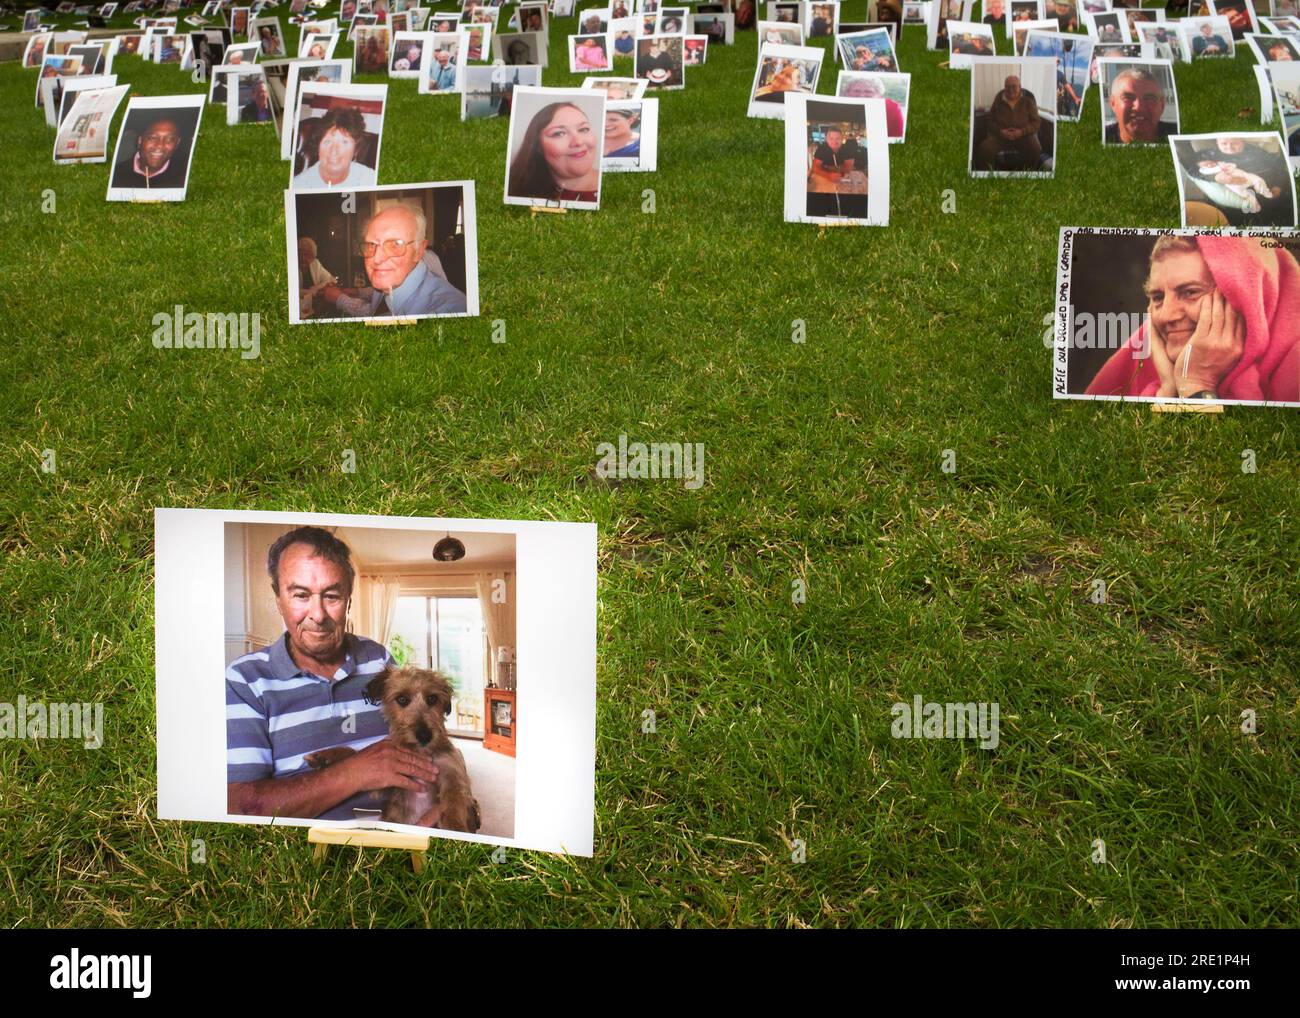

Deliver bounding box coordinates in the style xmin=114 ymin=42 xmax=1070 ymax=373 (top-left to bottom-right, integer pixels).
xmin=289 ymin=185 xmax=475 ymax=323
xmin=311 ymin=212 xmax=468 ymax=324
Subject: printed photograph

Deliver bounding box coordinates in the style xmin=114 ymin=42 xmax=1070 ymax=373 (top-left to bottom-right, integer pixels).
xmin=493 ymin=30 xmax=547 ymax=67
xmin=1180 ymin=16 xmax=1234 ymax=59
xmin=948 ymin=21 xmax=996 ymax=69
xmin=54 ymin=82 xmax=129 ymax=164
xmin=188 ymin=28 xmax=230 ymax=79
xmin=223 ymin=42 xmax=262 ymax=65
xmin=636 ymin=34 xmax=685 ymax=89
xmin=1171 ymin=132 xmax=1298 ymax=227
xmin=390 ymin=30 xmax=430 ymax=78
xmin=684 ymin=36 xmax=708 ymax=66
xmin=928 ymin=0 xmax=971 ymax=51
xmin=748 ymin=41 xmax=822 ymax=117
xmin=837 ymin=28 xmax=899 ymax=72
xmin=783 ymin=93 xmax=890 ymax=225
xmin=578 ymin=8 xmax=609 ymax=34
xmin=517 ymin=3 xmax=547 ymax=32
xmin=693 ymin=12 xmax=736 ymax=44
xmin=354 ymin=25 xmax=393 ymax=73
xmin=228 ymin=66 xmax=274 ymax=126
xmin=969 ymin=56 xmax=1057 ymax=176
xmin=223 ymin=522 xmax=515 ymax=834
xmin=156 ymin=508 xmax=593 ymax=856
xmin=759 ymin=19 xmax=804 ymax=46
xmin=804 ymin=1 xmax=838 ymax=37
xmin=1053 ymin=228 xmax=1300 ymax=405
xmin=1099 ymin=59 xmax=1178 ymax=146
xmin=52 ymin=73 xmax=114 ymax=130
xmin=610 ymin=24 xmax=639 ymax=59
xmin=1089 ymin=40 xmax=1143 ymax=83
xmin=570 ymin=32 xmax=613 ymax=73
xmin=417 ymin=33 xmax=464 ymax=94
xmin=902 ymin=2 xmax=929 ymax=25
xmin=836 ymin=70 xmax=910 ymax=141
xmin=656 ymin=11 xmax=687 ymax=34
xmin=1207 ymin=0 xmax=1257 ymax=39
xmin=34 ymin=53 xmax=84 ymax=113
xmin=1048 ymin=0 xmax=1078 ymax=30
xmin=1012 ymin=18 xmax=1055 ymax=55
xmin=602 ymin=97 xmax=659 ymax=171
xmin=290 ymin=84 xmax=387 ymax=190
xmin=251 ymin=16 xmax=286 ymax=57
xmin=1085 ymin=10 xmax=1129 ymax=43
xmin=1245 ymin=32 xmax=1300 ymax=66
xmin=1007 ymin=0 xmax=1043 ymax=22
xmin=463 ymin=23 xmax=492 ymax=61
xmin=153 ymin=33 xmax=187 ymax=64
xmin=1270 ymin=62 xmax=1300 ymax=169
xmin=279 ymin=61 xmax=352 ymax=159
xmin=23 ymin=33 xmax=52 ymax=70
xmin=1135 ymin=22 xmax=1185 ymax=62
xmin=254 ymin=61 xmax=293 ymax=138
xmin=583 ymin=76 xmax=648 ymax=100
xmin=462 ymin=63 xmax=541 ymax=120
xmin=286 ymin=181 xmax=477 ymax=321
xmin=772 ymin=1 xmax=802 ymax=22
xmin=1023 ymin=29 xmax=1092 ymax=119
xmin=504 ymin=86 xmax=605 ymax=209
xmin=106 ymin=94 xmax=204 ymax=201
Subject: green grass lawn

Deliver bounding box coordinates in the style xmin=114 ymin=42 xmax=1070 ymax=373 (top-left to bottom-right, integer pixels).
xmin=0 ymin=5 xmax=1297 ymax=928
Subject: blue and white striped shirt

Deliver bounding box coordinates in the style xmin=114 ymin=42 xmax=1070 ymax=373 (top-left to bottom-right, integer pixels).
xmin=226 ymin=633 xmax=392 ymax=820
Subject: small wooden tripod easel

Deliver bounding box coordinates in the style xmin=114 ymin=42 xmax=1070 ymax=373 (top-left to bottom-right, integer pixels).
xmin=308 ymin=826 xmax=431 ymax=873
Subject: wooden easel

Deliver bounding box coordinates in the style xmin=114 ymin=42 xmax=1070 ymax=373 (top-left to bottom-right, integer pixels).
xmin=530 ymin=204 xmax=568 ymax=217
xmin=308 ymin=825 xmax=431 ymax=873
xmin=1151 ymin=401 xmax=1224 ymax=414
xmin=817 ymin=219 xmax=857 ymax=238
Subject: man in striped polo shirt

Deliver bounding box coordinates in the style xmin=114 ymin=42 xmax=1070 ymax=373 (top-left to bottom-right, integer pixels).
xmin=226 ymin=526 xmax=439 ymax=821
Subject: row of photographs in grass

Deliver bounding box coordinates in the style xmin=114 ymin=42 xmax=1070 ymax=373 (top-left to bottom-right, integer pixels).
xmin=43 ymin=0 xmax=1291 ymax=82
xmin=896 ymin=0 xmax=1293 ymax=34
xmin=44 ymin=52 xmax=660 ymax=182
xmin=736 ymin=38 xmax=1299 ymax=211
xmin=23 ymin=0 xmax=1300 ymax=34
xmin=940 ymin=12 xmax=1288 ymax=64
xmin=28 ymin=4 xmax=1300 ymax=410
xmin=43 ymin=46 xmax=1299 ymax=223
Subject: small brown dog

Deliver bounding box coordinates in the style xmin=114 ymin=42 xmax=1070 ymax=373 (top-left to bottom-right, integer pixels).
xmin=306 ymin=666 xmax=480 ymax=832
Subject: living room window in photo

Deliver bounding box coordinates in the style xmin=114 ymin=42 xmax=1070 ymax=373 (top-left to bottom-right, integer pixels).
xmin=390 ymin=595 xmax=487 ymax=736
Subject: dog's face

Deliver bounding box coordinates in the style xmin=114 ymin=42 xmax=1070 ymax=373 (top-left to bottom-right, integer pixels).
xmin=365 ymin=666 xmax=453 ymax=750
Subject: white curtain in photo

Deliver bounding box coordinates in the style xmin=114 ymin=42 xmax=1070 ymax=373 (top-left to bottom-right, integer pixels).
xmin=355 ymin=574 xmax=401 ymax=649
xmin=476 ymin=570 xmax=515 ymax=684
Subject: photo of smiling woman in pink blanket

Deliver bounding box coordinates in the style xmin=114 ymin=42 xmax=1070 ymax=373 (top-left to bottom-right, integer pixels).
xmin=1084 ymin=234 xmax=1300 ymax=403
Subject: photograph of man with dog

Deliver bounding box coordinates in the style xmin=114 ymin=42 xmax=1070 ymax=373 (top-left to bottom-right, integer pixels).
xmin=224 ymin=523 xmax=517 ymax=837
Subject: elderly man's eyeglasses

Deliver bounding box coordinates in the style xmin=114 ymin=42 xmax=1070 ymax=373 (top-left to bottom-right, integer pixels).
xmin=357 ymin=238 xmax=418 ymax=258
